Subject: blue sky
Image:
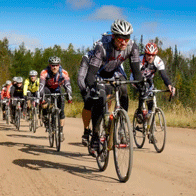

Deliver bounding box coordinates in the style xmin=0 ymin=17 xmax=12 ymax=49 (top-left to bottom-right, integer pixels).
xmin=0 ymin=0 xmax=196 ymax=56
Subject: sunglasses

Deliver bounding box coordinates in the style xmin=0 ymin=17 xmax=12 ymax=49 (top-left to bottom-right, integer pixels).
xmin=30 ymin=75 xmax=36 ymax=77
xmin=146 ymin=54 xmax=156 ymax=57
xmin=51 ymin=64 xmax=60 ymax=67
xmin=116 ymin=37 xmax=130 ymax=43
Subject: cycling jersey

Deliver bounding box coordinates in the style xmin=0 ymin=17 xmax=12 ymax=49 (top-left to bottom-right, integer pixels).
xmin=23 ymin=78 xmax=40 ymax=96
xmin=86 ymin=38 xmax=142 ymax=88
xmin=39 ymin=65 xmax=72 ymax=96
xmin=140 ymin=55 xmax=171 ymax=86
xmin=10 ymin=85 xmax=24 ymax=98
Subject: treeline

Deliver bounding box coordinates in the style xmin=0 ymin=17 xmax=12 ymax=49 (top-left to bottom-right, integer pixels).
xmin=0 ymin=36 xmax=196 ymax=110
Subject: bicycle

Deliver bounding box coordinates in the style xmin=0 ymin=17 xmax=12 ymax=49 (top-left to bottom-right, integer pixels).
xmin=133 ymin=80 xmax=172 ymax=153
xmin=88 ymin=76 xmax=140 ymax=182
xmin=44 ymin=93 xmax=67 ymax=152
xmin=28 ymin=97 xmax=39 ymax=133
xmin=1 ymin=98 xmax=11 ymax=124
xmin=12 ymin=98 xmax=25 ymax=131
xmin=39 ymin=105 xmax=44 ymax=127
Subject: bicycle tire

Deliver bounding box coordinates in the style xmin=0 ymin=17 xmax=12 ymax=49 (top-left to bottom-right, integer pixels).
xmin=39 ymin=108 xmax=43 ymax=127
xmin=6 ymin=106 xmax=10 ymax=125
xmin=48 ymin=113 xmax=54 ymax=147
xmin=133 ymin=109 xmax=146 ymax=148
xmin=15 ymin=109 xmax=21 ymax=131
xmin=113 ymin=109 xmax=133 ymax=182
xmin=54 ymin=109 xmax=61 ymax=152
xmin=29 ymin=109 xmax=33 ymax=132
xmin=96 ymin=116 xmax=110 ymax=171
xmin=151 ymin=107 xmax=166 ymax=153
xmin=32 ymin=108 xmax=37 ymax=133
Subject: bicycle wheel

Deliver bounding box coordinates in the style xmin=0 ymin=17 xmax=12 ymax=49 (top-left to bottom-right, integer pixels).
xmin=32 ymin=108 xmax=37 ymax=133
xmin=133 ymin=109 xmax=146 ymax=148
xmin=151 ymin=107 xmax=166 ymax=153
xmin=6 ymin=106 xmax=10 ymax=125
xmin=48 ymin=113 xmax=54 ymax=147
xmin=39 ymin=108 xmax=43 ymax=127
xmin=15 ymin=109 xmax=21 ymax=131
xmin=113 ymin=109 xmax=133 ymax=182
xmin=54 ymin=109 xmax=61 ymax=152
xmin=96 ymin=116 xmax=110 ymax=171
xmin=29 ymin=109 xmax=33 ymax=132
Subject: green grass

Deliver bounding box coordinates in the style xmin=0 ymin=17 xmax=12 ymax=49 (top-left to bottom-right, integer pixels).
xmin=65 ymin=100 xmax=196 ymax=129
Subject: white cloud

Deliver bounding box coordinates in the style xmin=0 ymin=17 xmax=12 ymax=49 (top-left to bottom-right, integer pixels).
xmin=0 ymin=31 xmax=42 ymax=51
xmin=66 ymin=0 xmax=93 ymax=10
xmin=136 ymin=22 xmax=158 ymax=37
xmin=89 ymin=5 xmax=125 ymax=20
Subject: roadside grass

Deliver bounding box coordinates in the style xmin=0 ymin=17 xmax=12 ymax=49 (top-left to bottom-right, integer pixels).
xmin=65 ymin=100 xmax=196 ymax=129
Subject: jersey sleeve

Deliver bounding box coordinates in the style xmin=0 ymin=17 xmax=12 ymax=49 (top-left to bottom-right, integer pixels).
xmin=86 ymin=45 xmax=104 ymax=88
xmin=154 ymin=56 xmax=165 ymax=70
xmin=62 ymin=69 xmax=72 ymax=96
xmin=77 ymin=55 xmax=89 ymax=93
xmin=129 ymin=42 xmax=142 ymax=81
xmin=23 ymin=79 xmax=29 ymax=96
xmin=39 ymin=70 xmax=47 ymax=95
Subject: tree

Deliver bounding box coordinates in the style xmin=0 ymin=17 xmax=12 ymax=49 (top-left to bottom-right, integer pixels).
xmin=138 ymin=35 xmax=144 ymax=55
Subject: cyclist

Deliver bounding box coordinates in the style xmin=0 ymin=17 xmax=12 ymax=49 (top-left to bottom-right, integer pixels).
xmin=23 ymin=70 xmax=40 ymax=118
xmin=10 ymin=77 xmax=25 ymax=122
xmin=1 ymin=80 xmax=12 ymax=120
xmin=39 ymin=56 xmax=72 ymax=142
xmin=130 ymin=42 xmax=175 ymax=123
xmin=84 ymin=19 xmax=142 ymax=150
xmin=78 ymin=33 xmax=125 ymax=146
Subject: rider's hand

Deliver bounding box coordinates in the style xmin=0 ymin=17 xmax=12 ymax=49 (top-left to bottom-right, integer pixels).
xmin=168 ymin=85 xmax=175 ymax=96
xmin=68 ymin=100 xmax=72 ymax=104
xmin=90 ymin=88 xmax=99 ymax=99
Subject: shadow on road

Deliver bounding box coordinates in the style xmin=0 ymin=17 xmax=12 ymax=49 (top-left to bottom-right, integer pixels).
xmin=0 ymin=141 xmax=94 ymax=162
xmin=68 ymin=142 xmax=86 ymax=147
xmin=7 ymin=134 xmax=47 ymax=140
xmin=13 ymin=159 xmax=118 ymax=183
xmin=0 ymin=122 xmax=15 ymax=131
xmin=133 ymin=146 xmax=157 ymax=154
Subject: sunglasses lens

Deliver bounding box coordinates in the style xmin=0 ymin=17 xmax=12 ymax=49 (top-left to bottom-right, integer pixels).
xmin=117 ymin=38 xmax=129 ymax=43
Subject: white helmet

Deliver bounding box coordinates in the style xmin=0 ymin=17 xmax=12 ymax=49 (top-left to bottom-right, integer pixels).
xmin=48 ymin=56 xmax=61 ymax=64
xmin=29 ymin=70 xmax=38 ymax=76
xmin=17 ymin=77 xmax=23 ymax=83
xmin=12 ymin=77 xmax=18 ymax=82
xmin=111 ymin=19 xmax=133 ymax=35
xmin=6 ymin=80 xmax=12 ymax=85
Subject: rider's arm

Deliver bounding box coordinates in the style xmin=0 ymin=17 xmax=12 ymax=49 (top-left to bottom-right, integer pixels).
xmin=77 ymin=55 xmax=89 ymax=95
xmin=10 ymin=86 xmax=15 ymax=97
xmin=23 ymin=79 xmax=29 ymax=96
xmin=154 ymin=56 xmax=172 ymax=87
xmin=129 ymin=42 xmax=143 ymax=81
xmin=62 ymin=70 xmax=72 ymax=100
xmin=86 ymin=44 xmax=104 ymax=88
xmin=159 ymin=70 xmax=172 ymax=87
xmin=39 ymin=70 xmax=47 ymax=95
xmin=1 ymin=88 xmax=5 ymax=99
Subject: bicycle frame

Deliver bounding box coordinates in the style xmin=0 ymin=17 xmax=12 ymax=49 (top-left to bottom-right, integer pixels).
xmin=141 ymin=89 xmax=170 ymax=134
xmin=98 ymin=78 xmax=141 ymax=150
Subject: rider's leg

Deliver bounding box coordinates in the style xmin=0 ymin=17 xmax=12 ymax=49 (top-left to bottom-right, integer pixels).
xmin=2 ymin=103 xmax=6 ymax=120
xmin=58 ymin=96 xmax=65 ymax=142
xmin=81 ymin=94 xmax=93 ymax=144
xmin=91 ymin=84 xmax=106 ymax=150
xmin=119 ymin=76 xmax=129 ymax=111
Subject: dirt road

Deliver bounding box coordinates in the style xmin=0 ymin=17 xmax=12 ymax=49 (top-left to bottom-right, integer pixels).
xmin=0 ymin=118 xmax=195 ymax=196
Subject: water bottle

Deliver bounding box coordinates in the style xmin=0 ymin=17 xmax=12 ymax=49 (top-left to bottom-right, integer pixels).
xmin=104 ymin=112 xmax=110 ymax=134
xmin=142 ymin=109 xmax=147 ymax=120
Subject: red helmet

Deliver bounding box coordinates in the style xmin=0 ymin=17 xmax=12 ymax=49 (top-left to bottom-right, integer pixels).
xmin=145 ymin=43 xmax=158 ymax=55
